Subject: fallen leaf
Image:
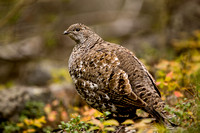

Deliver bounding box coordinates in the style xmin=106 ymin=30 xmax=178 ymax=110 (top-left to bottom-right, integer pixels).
xmin=48 ymin=111 xmax=57 ymax=122
xmin=61 ymin=111 xmax=68 ymax=121
xmin=52 ymin=100 xmax=59 ymax=106
xmin=24 ymin=119 xmax=33 ymax=126
xmin=104 ymin=127 xmax=116 ymax=131
xmin=87 ymin=119 xmax=102 ymax=127
xmin=88 ymin=126 xmax=100 ymax=132
xmin=156 ymin=81 xmax=161 ymax=86
xmin=174 ymin=91 xmax=184 ymax=97
xmin=17 ymin=123 xmax=24 ymax=127
xmin=102 ymin=119 xmax=119 ymax=126
xmin=121 ymin=119 xmax=134 ymax=125
xmin=44 ymin=104 xmax=51 ymax=114
xmin=166 ymin=71 xmax=173 ymax=78
xmin=139 ymin=118 xmax=154 ymax=124
xmin=83 ymin=108 xmax=96 ymax=116
xmin=23 ymin=128 xmax=35 ymax=133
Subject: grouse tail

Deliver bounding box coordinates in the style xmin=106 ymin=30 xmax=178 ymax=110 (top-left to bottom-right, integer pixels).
xmin=144 ymin=107 xmax=178 ymax=128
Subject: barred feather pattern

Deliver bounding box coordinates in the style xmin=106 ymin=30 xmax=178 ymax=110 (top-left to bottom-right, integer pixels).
xmin=65 ymin=23 xmax=176 ymax=126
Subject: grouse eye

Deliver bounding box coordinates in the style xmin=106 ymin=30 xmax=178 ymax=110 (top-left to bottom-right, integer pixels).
xmin=75 ymin=28 xmax=80 ymax=31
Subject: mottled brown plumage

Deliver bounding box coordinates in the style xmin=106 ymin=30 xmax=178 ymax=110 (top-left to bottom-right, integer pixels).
xmin=63 ymin=23 xmax=175 ymax=126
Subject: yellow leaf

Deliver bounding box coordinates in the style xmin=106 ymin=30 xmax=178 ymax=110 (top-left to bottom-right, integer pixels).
xmin=37 ymin=116 xmax=46 ymax=123
xmin=83 ymin=108 xmax=96 ymax=116
xmin=188 ymin=111 xmax=193 ymax=115
xmin=44 ymin=104 xmax=51 ymax=114
xmin=88 ymin=126 xmax=100 ymax=132
xmin=146 ymin=129 xmax=155 ymax=133
xmin=126 ymin=125 xmax=135 ymax=130
xmin=81 ymin=116 xmax=92 ymax=122
xmin=94 ymin=110 xmax=102 ymax=117
xmin=134 ymin=123 xmax=146 ymax=129
xmin=87 ymin=119 xmax=102 ymax=127
xmin=17 ymin=123 xmax=24 ymax=127
xmin=161 ymin=95 xmax=166 ymax=101
xmin=70 ymin=113 xmax=79 ymax=119
xmin=121 ymin=119 xmax=134 ymax=125
xmin=73 ymin=106 xmax=79 ymax=111
xmin=48 ymin=111 xmax=57 ymax=122
xmin=140 ymin=118 xmax=154 ymax=124
xmin=133 ymin=118 xmax=153 ymax=130
xmin=24 ymin=119 xmax=33 ymax=126
xmin=102 ymin=119 xmax=119 ymax=126
xmin=32 ymin=116 xmax=46 ymax=128
xmin=33 ymin=120 xmax=42 ymax=128
xmin=26 ymin=128 xmax=36 ymax=133
xmin=23 ymin=129 xmax=36 ymax=133
xmin=104 ymin=127 xmax=116 ymax=131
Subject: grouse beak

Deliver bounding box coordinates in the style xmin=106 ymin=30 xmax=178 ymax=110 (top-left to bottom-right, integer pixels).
xmin=63 ymin=30 xmax=70 ymax=35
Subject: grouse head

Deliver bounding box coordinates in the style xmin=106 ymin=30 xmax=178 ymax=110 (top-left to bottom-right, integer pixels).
xmin=63 ymin=23 xmax=96 ymax=44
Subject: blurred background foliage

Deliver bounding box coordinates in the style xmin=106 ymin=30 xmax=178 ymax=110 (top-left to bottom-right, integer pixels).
xmin=0 ymin=0 xmax=200 ymax=132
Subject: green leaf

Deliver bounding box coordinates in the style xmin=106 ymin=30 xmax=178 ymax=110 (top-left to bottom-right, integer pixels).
xmin=58 ymin=124 xmax=62 ymax=129
xmin=103 ymin=111 xmax=111 ymax=116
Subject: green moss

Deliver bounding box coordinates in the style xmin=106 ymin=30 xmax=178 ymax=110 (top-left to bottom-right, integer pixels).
xmin=20 ymin=101 xmax=45 ymax=119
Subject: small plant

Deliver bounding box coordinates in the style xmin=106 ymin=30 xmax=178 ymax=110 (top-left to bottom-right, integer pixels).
xmin=0 ymin=101 xmax=47 ymax=133
xmin=56 ymin=115 xmax=90 ymax=133
xmin=164 ymin=99 xmax=194 ymax=126
xmin=87 ymin=118 xmax=119 ymax=132
xmin=0 ymin=122 xmax=20 ymax=133
xmin=54 ymin=111 xmax=119 ymax=133
xmin=16 ymin=116 xmax=46 ymax=133
xmin=21 ymin=101 xmax=45 ymax=119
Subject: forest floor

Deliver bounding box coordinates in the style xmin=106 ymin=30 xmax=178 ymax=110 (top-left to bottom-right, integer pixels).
xmin=1 ymin=31 xmax=200 ymax=133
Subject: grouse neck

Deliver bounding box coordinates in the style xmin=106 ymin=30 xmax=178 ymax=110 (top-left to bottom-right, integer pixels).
xmin=78 ymin=33 xmax=103 ymax=49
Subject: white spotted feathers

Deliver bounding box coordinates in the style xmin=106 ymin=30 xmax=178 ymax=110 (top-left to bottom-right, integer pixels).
xmin=64 ymin=23 xmax=176 ymax=127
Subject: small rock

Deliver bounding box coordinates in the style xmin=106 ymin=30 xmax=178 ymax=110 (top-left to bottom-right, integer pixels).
xmin=0 ymin=36 xmax=43 ymax=61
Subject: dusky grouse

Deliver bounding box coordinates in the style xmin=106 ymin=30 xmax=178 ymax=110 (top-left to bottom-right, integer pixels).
xmin=63 ymin=23 xmax=175 ymax=126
